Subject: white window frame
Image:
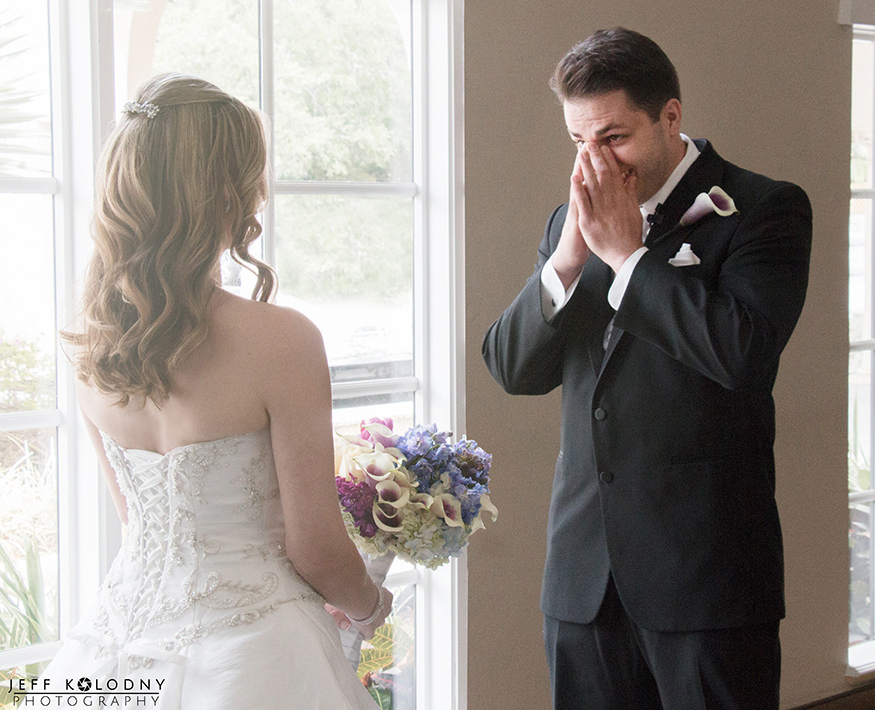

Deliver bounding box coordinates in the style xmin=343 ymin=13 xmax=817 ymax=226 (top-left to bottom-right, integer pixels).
xmin=846 ymin=16 xmax=875 ymax=679
xmin=2 ymin=2 xmax=467 ymax=708
xmin=0 ymin=0 xmax=104 ymax=675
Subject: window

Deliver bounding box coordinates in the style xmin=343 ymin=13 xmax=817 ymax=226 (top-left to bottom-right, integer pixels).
xmin=0 ymin=1 xmax=464 ymax=708
xmin=112 ymin=1 xmax=418 ymax=420
xmin=850 ymin=26 xmax=875 ymax=673
xmin=0 ymin=0 xmax=63 ymax=695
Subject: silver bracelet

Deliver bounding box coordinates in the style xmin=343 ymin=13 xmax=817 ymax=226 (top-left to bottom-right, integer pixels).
xmin=350 ymin=585 xmax=385 ymax=626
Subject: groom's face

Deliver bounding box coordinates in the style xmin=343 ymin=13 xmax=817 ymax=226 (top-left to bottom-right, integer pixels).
xmin=563 ymin=89 xmax=682 ymax=205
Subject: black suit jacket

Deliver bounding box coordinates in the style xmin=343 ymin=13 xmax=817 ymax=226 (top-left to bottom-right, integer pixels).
xmin=482 ymin=140 xmax=812 ymax=632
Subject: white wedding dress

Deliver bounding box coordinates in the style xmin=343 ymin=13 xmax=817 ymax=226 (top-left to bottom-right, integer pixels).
xmin=37 ymin=428 xmax=377 ymax=709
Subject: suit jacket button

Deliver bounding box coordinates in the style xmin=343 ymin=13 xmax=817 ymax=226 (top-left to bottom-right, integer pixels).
xmin=599 ymin=470 xmax=613 ymax=483
xmin=594 ymin=407 xmax=607 ymax=421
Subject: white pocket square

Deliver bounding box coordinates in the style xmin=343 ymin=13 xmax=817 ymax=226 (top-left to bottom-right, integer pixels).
xmin=668 ymin=243 xmax=701 ymax=267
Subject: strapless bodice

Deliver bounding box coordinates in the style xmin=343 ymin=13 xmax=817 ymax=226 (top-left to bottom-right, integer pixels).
xmin=91 ymin=428 xmax=321 ymax=664
xmin=36 ymin=428 xmax=379 ymax=710
xmin=103 ymin=428 xmax=288 ymax=558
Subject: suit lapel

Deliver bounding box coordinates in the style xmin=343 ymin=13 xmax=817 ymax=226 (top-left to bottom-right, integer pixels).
xmin=645 ymin=140 xmax=725 ymax=248
xmin=573 ymin=256 xmax=615 ymax=376
xmin=596 ymin=140 xmax=726 ymax=378
xmin=598 ymin=317 xmax=624 ymax=379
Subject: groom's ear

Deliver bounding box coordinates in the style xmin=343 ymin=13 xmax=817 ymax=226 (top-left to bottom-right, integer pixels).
xmin=660 ymin=98 xmax=682 ymax=136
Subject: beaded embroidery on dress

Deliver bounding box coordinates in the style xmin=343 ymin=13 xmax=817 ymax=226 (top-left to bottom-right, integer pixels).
xmin=36 ymin=429 xmax=377 ymax=709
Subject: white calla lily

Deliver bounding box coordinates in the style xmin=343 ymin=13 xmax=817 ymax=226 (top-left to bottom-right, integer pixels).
xmin=409 ymin=492 xmax=434 ymax=510
xmin=362 ymin=422 xmax=399 ymax=449
xmin=373 ymin=501 xmax=405 ymax=532
xmin=479 ymin=494 xmax=498 ymax=522
xmin=679 ymin=186 xmax=739 ymax=226
xmin=356 ymin=451 xmax=404 ymax=483
xmin=337 ymin=451 xmax=368 ymax=482
xmin=375 ymin=479 xmax=411 ymax=508
xmin=469 ymin=494 xmax=499 ymax=534
xmin=430 ymin=494 xmax=464 ymax=527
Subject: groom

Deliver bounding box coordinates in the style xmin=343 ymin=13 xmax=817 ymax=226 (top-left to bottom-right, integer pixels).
xmin=482 ymin=27 xmax=812 ymax=710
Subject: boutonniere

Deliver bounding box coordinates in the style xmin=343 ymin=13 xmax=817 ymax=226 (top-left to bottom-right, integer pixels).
xmin=679 ymin=186 xmax=739 ymax=226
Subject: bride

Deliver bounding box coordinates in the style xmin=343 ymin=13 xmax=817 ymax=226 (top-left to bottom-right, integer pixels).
xmin=40 ymin=74 xmax=390 ymax=708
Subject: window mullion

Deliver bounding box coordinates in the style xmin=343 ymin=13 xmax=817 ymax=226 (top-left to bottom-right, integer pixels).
xmin=274 ymin=181 xmax=418 ymax=197
xmin=259 ymin=0 xmax=276 ymax=268
xmin=869 ymin=349 xmax=875 ymax=643
xmin=412 ymin=0 xmax=427 ymax=431
xmin=0 ymin=410 xmax=63 ymax=431
xmin=0 ymin=642 xmax=63 ymax=672
xmin=67 ymin=0 xmax=112 ymax=634
xmin=862 ymin=39 xmax=875 ymax=644
xmin=0 ymin=178 xmax=60 ymax=193
xmin=331 ymin=377 xmax=419 ymax=401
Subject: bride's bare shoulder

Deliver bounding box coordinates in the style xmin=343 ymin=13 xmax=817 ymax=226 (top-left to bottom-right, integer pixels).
xmin=216 ymin=291 xmax=326 ymax=365
xmin=219 ymin=295 xmax=330 ymax=407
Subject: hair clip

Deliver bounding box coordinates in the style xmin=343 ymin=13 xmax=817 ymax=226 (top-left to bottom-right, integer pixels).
xmin=122 ymin=100 xmax=160 ymax=119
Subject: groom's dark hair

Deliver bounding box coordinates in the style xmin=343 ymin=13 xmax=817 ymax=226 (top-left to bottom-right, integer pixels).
xmin=550 ymin=27 xmax=681 ymax=123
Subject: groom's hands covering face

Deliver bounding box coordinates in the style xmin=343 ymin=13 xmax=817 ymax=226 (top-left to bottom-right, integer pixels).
xmin=571 ymin=143 xmax=643 ymax=274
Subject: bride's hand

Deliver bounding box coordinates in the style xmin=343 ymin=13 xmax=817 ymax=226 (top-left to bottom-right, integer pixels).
xmin=323 ymin=587 xmax=394 ymax=640
xmin=324 ymin=602 xmax=354 ymax=631
xmin=351 ymin=587 xmax=393 ymax=640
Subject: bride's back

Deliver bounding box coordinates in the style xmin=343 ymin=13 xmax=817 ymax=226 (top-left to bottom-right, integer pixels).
xmin=75 ymin=290 xmax=319 ymax=456
xmin=65 ymin=73 xmax=297 ymax=454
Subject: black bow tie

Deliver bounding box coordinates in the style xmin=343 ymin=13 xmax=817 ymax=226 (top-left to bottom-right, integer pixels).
xmin=645 ymin=203 xmax=665 ymax=225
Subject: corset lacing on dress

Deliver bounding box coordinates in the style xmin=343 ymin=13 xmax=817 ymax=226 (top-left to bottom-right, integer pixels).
xmin=67 ymin=429 xmax=323 ymax=702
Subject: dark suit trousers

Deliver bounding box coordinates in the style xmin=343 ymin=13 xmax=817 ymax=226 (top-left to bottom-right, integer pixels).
xmin=543 ymin=577 xmax=781 ymax=710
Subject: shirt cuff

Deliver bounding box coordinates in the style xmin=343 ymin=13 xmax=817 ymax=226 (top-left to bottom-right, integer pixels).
xmin=607 ymin=247 xmax=648 ymax=310
xmin=540 ymin=255 xmax=583 ymax=320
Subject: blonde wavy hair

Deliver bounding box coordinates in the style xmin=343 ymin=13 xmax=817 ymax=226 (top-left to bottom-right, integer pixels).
xmin=63 ymin=74 xmax=276 ymax=406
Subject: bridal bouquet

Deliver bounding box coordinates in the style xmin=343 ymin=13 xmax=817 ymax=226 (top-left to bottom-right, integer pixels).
xmin=335 ymin=418 xmax=497 ymax=569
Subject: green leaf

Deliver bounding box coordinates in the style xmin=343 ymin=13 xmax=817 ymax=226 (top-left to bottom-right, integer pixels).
xmin=0 ymin=537 xmax=48 ymax=648
xmin=356 ymin=647 xmax=395 ymax=677
xmin=366 ymin=686 xmax=393 ymax=710
xmin=368 ymin=623 xmax=395 ymax=652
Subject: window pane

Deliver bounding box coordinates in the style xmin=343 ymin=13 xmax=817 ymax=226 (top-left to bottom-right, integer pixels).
xmin=358 ymin=580 xmax=416 ymax=709
xmin=850 ymin=348 xmax=873 ymax=644
xmin=853 ymin=39 xmax=874 ymax=190
xmin=851 ymin=500 xmax=873 ymax=644
xmin=274 ymin=0 xmax=413 ymax=182
xmin=1 ymin=660 xmax=50 ymax=706
xmin=114 ymin=0 xmax=260 ymax=107
xmin=0 ymin=194 xmax=56 ymax=412
xmin=274 ymin=194 xmax=413 ymax=373
xmin=219 ymin=233 xmax=265 ymax=299
xmin=850 ymin=349 xmax=872 ymax=492
xmin=851 ymin=199 xmax=872 ymax=344
xmin=0 ymin=0 xmax=52 ymax=177
xmin=333 ymin=395 xmax=414 ymax=436
xmin=0 ymin=428 xmax=59 ymax=653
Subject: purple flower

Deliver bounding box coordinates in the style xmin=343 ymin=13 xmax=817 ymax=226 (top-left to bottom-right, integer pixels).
xmin=360 ymin=417 xmax=398 ymax=448
xmin=395 ymin=426 xmax=434 ymax=459
xmin=362 ymin=416 xmax=394 ymax=433
xmin=460 ymin=482 xmax=489 ymax=525
xmin=396 ymin=425 xmax=455 ymax=488
xmin=453 ymin=439 xmax=492 ymax=487
xmin=336 ymin=478 xmax=379 ymax=538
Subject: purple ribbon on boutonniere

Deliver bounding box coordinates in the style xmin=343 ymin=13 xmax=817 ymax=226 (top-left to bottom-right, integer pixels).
xmin=679 ymin=186 xmax=739 ymax=226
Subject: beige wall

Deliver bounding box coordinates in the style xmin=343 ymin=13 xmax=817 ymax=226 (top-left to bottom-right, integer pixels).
xmin=464 ymin=1 xmax=852 ymax=708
